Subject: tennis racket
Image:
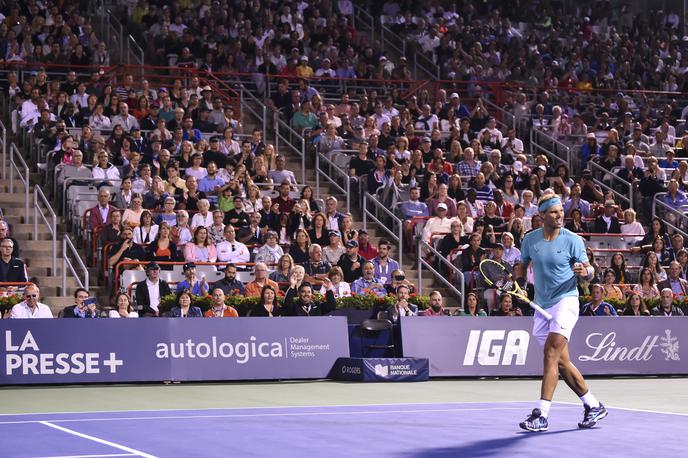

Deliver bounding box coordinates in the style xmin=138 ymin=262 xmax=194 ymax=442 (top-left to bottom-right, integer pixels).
xmin=478 ymin=259 xmax=553 ymax=321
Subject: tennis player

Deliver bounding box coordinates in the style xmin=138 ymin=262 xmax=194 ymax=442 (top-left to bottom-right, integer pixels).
xmin=518 ymin=192 xmax=607 ymax=432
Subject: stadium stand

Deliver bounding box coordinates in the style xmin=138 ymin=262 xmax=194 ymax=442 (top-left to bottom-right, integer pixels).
xmin=2 ymin=0 xmax=688 ymax=319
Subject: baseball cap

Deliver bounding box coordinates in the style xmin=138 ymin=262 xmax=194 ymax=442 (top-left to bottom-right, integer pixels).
xmin=183 ymin=262 xmax=196 ymax=270
xmin=421 ymin=136 xmax=431 ymax=143
xmin=604 ymin=200 xmax=615 ymax=207
xmin=329 ymin=230 xmax=341 ymax=237
xmin=450 ymin=92 xmax=459 ymax=99
xmin=437 ymin=203 xmax=448 ymax=211
xmin=146 ymin=262 xmax=161 ymax=271
xmin=345 ymin=239 xmax=359 ymax=248
xmin=493 ymin=243 xmax=505 ymax=249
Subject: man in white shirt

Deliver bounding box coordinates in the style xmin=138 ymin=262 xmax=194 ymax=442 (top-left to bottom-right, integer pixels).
xmin=268 ymin=155 xmax=298 ymax=186
xmin=501 ymin=127 xmax=524 ymax=157
xmin=421 ymin=203 xmax=458 ymax=244
xmin=10 ymin=285 xmax=53 ymax=318
xmin=216 ymin=225 xmax=250 ymax=265
xmin=110 ymin=102 xmax=140 ymax=132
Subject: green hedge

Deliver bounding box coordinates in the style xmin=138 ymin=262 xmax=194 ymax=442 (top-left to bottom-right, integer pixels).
xmin=158 ymin=292 xmax=432 ymax=316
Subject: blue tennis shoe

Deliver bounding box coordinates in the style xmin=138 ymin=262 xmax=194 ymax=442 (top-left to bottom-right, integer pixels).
xmin=578 ymin=403 xmax=608 ymax=428
xmin=519 ymin=408 xmax=548 ymax=432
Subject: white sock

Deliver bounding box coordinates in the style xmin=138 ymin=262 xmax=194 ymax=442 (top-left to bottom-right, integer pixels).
xmin=538 ymin=399 xmax=551 ymax=418
xmin=580 ymin=391 xmax=600 ymax=408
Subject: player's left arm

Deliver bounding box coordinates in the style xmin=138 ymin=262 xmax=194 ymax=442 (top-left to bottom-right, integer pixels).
xmin=572 ymin=235 xmax=594 ymax=280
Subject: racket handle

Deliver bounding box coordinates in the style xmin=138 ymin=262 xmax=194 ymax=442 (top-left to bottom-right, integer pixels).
xmin=528 ymin=300 xmax=553 ymax=321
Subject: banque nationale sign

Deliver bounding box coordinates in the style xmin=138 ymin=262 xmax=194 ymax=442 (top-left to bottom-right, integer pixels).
xmin=401 ymin=317 xmax=685 ymax=377
xmin=0 ymin=317 xmax=349 ymax=384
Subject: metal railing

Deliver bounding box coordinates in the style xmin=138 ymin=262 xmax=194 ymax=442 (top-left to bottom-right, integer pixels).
xmin=34 ymin=186 xmax=57 ymax=274
xmin=588 ymin=161 xmax=634 ymax=209
xmin=240 ymin=85 xmax=267 ymax=142
xmin=652 ymin=193 xmax=688 ymax=238
xmin=0 ymin=118 xmax=6 ymax=179
xmin=63 ymin=234 xmax=89 ymax=294
xmin=273 ymin=114 xmax=306 ymax=184
xmin=127 ymin=34 xmax=144 ymax=65
xmin=315 ymin=152 xmax=352 ymax=214
xmin=416 ymin=240 xmax=464 ymax=303
xmin=9 ymin=143 xmax=30 ymax=218
xmin=362 ymin=192 xmax=403 ymax=266
xmin=481 ymin=96 xmax=516 ymax=131
xmin=353 ymin=4 xmax=376 ymax=44
xmin=530 ymin=128 xmax=574 ymax=172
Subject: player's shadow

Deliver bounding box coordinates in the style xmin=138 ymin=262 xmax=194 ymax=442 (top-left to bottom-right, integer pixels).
xmin=403 ymin=428 xmax=584 ymax=457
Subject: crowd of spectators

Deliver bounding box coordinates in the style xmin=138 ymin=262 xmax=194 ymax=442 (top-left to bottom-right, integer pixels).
xmin=0 ymin=0 xmax=109 ymax=67
xmin=5 ymin=0 xmax=688 ymax=319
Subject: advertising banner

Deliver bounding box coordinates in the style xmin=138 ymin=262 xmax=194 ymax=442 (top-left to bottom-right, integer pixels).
xmin=330 ymin=357 xmax=429 ymax=382
xmin=401 ymin=317 xmax=686 ymax=377
xmin=0 ymin=317 xmax=350 ymax=385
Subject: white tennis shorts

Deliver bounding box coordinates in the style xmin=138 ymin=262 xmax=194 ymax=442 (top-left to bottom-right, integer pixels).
xmin=532 ymin=296 xmax=579 ymax=346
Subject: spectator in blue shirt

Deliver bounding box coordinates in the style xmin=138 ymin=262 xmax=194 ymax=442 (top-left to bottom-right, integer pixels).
xmin=371 ymin=239 xmax=400 ymax=285
xmin=581 ymin=284 xmax=618 ymax=316
xmin=399 ymin=187 xmax=429 ymax=220
xmin=181 ymin=116 xmax=202 ymax=143
xmin=198 ymin=161 xmax=226 ymax=206
xmin=351 ymin=261 xmax=387 ymax=297
xmin=663 ymin=179 xmax=688 ymax=210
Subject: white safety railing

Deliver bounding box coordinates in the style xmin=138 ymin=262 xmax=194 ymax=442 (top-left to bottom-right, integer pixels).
xmin=315 ymin=152 xmax=352 ymax=214
xmin=273 ymin=113 xmax=306 ymax=184
xmin=652 ymin=193 xmax=688 ymax=238
xmin=416 ymin=240 xmax=465 ymax=303
xmin=0 ymin=118 xmax=6 ymax=179
xmin=34 ymin=186 xmax=57 ymax=274
xmin=362 ymin=192 xmax=403 ymax=266
xmin=9 ymin=143 xmax=29 ymax=218
xmin=588 ymin=161 xmax=634 ymax=209
xmin=63 ymin=234 xmax=89 ymax=294
xmin=530 ymin=128 xmax=574 ymax=172
xmin=240 ymin=86 xmax=267 ymax=143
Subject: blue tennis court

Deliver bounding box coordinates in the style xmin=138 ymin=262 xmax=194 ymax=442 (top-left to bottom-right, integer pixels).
xmin=0 ymin=401 xmax=685 ymax=457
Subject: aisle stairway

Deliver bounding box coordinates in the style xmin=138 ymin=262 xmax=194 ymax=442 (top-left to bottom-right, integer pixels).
xmin=0 ymin=172 xmax=105 ymax=316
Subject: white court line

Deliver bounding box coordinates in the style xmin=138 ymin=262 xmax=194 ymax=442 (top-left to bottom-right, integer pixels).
xmin=0 ymin=406 xmax=580 ymax=425
xmin=31 ymin=454 xmax=136 ymax=458
xmin=554 ymin=401 xmax=688 ymax=417
xmin=39 ymin=422 xmax=157 ymax=458
xmin=0 ymin=400 xmax=533 ymax=418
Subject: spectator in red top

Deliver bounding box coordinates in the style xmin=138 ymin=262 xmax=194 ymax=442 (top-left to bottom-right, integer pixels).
xmin=89 ymin=188 xmax=119 ymax=231
xmin=357 ymin=229 xmax=378 ymax=261
xmin=273 ymin=181 xmax=295 ymax=214
xmin=493 ymin=190 xmax=514 ymax=220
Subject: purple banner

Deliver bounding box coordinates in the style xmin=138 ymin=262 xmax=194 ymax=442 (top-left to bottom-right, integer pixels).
xmin=401 ymin=317 xmax=686 ymax=377
xmin=0 ymin=317 xmax=350 ymax=385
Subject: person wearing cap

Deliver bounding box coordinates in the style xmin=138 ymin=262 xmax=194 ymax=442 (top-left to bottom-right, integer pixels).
xmin=323 ymin=230 xmax=345 ymax=265
xmin=627 ymin=124 xmax=650 ymax=155
xmin=337 ymin=238 xmax=365 ymax=283
xmin=421 ymin=202 xmax=458 ymax=245
xmin=315 ymin=57 xmax=336 ymax=78
xmin=176 ymin=262 xmax=209 ymax=296
xmin=296 ymin=56 xmax=314 ymax=78
xmin=357 ymin=229 xmax=378 ymax=261
xmin=592 ymin=200 xmax=622 ymax=234
xmin=134 ymin=262 xmax=172 ymax=317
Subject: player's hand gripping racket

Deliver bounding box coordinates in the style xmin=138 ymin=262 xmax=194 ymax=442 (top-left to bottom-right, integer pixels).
xmin=478 ymin=259 xmax=553 ymax=321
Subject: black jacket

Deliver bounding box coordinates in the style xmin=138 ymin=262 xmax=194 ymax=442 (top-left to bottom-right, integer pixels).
xmin=61 ymin=305 xmax=99 ymax=318
xmin=0 ymin=257 xmax=27 ymax=283
xmin=134 ymin=279 xmax=172 ymax=316
xmin=283 ymin=288 xmax=336 ymax=316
